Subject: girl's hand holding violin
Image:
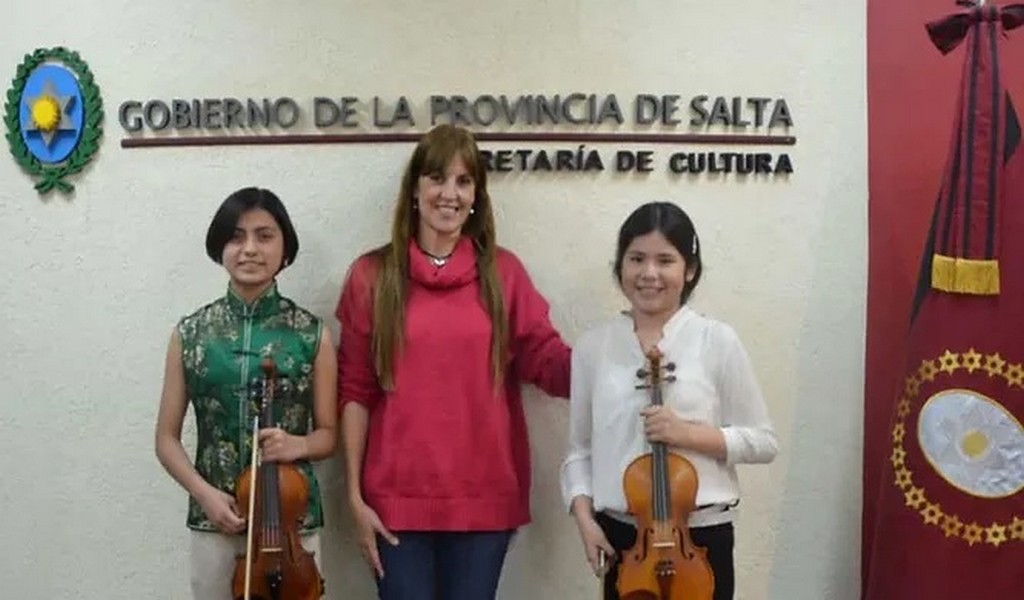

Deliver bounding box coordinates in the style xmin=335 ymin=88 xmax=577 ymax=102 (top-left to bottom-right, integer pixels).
xmin=258 ymin=427 xmax=308 ymax=463
xmin=641 ymin=406 xmax=729 ymax=460
xmin=197 ymin=484 xmax=246 ymax=534
xmin=641 ymin=405 xmax=689 ymax=446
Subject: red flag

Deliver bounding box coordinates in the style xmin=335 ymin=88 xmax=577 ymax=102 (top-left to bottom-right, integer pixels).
xmin=864 ymin=3 xmax=1024 ymax=599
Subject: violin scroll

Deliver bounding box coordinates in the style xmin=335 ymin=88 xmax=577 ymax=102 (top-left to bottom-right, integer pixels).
xmin=635 ymin=347 xmax=677 ymax=391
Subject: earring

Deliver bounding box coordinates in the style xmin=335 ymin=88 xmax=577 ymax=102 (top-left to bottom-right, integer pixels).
xmin=470 ymin=207 xmax=475 ymax=214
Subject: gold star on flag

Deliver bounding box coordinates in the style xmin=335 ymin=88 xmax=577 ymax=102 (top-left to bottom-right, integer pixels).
xmin=983 ymin=352 xmax=1006 ymax=377
xmin=962 ymin=348 xmax=982 ymax=373
xmin=890 ymin=446 xmax=906 ymax=468
xmin=938 ymin=350 xmax=960 ymax=375
xmin=904 ymin=376 xmax=921 ymax=397
xmin=894 ymin=465 xmax=912 ymax=488
xmin=920 ymin=502 xmax=942 ymax=525
xmin=941 ymin=514 xmax=963 ymax=538
xmin=963 ymin=522 xmax=984 ymax=546
xmin=896 ymin=397 xmax=911 ymax=419
xmin=1005 ymin=363 xmax=1024 ymax=387
xmin=1010 ymin=516 xmax=1024 ymax=541
xmin=985 ymin=523 xmax=1008 ymax=547
xmin=904 ymin=486 xmax=925 ymax=509
xmin=918 ymin=359 xmax=939 ymax=382
xmin=892 ymin=422 xmax=906 ymax=444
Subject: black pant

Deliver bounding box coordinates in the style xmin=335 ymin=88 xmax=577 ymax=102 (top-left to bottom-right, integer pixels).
xmin=595 ymin=512 xmax=735 ymax=600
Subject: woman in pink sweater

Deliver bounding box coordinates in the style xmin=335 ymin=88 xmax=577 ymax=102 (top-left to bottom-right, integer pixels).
xmin=335 ymin=124 xmax=571 ymax=600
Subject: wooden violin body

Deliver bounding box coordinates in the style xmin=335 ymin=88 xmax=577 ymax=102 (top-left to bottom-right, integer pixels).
xmin=617 ymin=348 xmax=714 ymax=600
xmin=231 ymin=357 xmax=324 ymax=600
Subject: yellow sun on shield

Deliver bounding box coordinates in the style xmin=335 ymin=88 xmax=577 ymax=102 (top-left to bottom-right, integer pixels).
xmin=30 ymin=95 xmax=61 ymax=131
xmin=960 ymin=429 xmax=989 ymax=458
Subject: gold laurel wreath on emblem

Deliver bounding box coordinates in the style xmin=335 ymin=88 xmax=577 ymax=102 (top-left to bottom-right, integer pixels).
xmin=891 ymin=348 xmax=1024 ymax=548
xmin=3 ymin=47 xmax=103 ymax=194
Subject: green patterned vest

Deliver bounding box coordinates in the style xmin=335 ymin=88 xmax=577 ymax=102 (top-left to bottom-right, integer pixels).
xmin=177 ymin=283 xmax=324 ymax=533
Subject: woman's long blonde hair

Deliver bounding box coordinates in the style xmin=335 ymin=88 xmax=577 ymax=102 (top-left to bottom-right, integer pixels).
xmin=370 ymin=125 xmax=508 ymax=391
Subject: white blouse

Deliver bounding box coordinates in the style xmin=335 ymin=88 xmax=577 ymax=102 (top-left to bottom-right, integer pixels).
xmin=560 ymin=307 xmax=778 ymax=527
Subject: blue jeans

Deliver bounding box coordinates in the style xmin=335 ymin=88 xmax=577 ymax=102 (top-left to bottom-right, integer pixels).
xmin=376 ymin=530 xmax=514 ymax=600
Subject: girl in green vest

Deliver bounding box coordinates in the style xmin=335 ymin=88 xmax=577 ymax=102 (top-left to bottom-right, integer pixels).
xmin=155 ymin=187 xmax=338 ymax=600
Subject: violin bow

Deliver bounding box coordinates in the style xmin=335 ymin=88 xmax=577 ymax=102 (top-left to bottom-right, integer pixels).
xmin=243 ymin=415 xmax=259 ymax=600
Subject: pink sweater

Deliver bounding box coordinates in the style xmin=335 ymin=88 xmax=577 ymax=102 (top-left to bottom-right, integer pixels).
xmin=336 ymin=236 xmax=571 ymax=531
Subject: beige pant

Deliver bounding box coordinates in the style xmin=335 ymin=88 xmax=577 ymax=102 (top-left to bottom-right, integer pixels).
xmin=189 ymin=530 xmax=322 ymax=600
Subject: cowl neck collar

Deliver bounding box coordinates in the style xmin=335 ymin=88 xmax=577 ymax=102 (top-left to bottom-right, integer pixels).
xmin=409 ymin=236 xmax=479 ymax=289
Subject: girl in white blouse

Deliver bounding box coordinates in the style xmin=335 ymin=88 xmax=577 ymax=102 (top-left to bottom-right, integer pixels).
xmin=561 ymin=201 xmax=778 ymax=600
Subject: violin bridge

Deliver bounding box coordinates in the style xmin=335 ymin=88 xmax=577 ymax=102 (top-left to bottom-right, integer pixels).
xmin=652 ymin=541 xmax=676 ymax=548
xmin=260 ymin=547 xmax=283 ymax=554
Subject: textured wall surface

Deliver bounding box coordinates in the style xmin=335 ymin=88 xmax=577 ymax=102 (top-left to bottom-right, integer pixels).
xmin=0 ymin=1 xmax=866 ymax=598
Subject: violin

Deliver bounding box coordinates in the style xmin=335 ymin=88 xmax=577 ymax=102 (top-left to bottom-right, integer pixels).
xmin=232 ymin=356 xmax=324 ymax=600
xmin=616 ymin=347 xmax=714 ymax=600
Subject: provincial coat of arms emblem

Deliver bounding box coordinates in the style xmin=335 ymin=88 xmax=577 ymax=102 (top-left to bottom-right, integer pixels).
xmin=4 ymin=47 xmax=104 ymax=194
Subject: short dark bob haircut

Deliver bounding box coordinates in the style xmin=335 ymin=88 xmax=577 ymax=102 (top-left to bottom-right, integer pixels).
xmin=613 ymin=201 xmax=703 ymax=305
xmin=205 ymin=187 xmax=299 ymax=271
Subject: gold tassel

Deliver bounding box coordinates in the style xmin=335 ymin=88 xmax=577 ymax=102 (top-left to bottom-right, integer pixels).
xmin=931 ymin=254 xmax=1000 ymax=295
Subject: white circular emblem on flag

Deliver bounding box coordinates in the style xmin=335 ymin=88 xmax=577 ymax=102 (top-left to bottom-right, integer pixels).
xmin=917 ymin=389 xmax=1024 ymax=498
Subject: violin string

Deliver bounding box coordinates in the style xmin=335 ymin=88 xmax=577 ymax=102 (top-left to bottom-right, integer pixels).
xmin=273 ymin=468 xmax=280 ymax=545
xmin=655 ymin=380 xmax=663 ymax=520
xmin=655 ymin=444 xmax=661 ymax=523
xmin=654 ymin=382 xmax=663 ymax=525
xmin=268 ymin=472 xmax=272 ymax=544
xmin=653 ymin=366 xmax=668 ymax=532
xmin=265 ymin=465 xmax=271 ymax=545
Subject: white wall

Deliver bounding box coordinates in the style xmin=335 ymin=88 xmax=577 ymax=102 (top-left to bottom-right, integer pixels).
xmin=0 ymin=1 xmax=866 ymax=598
